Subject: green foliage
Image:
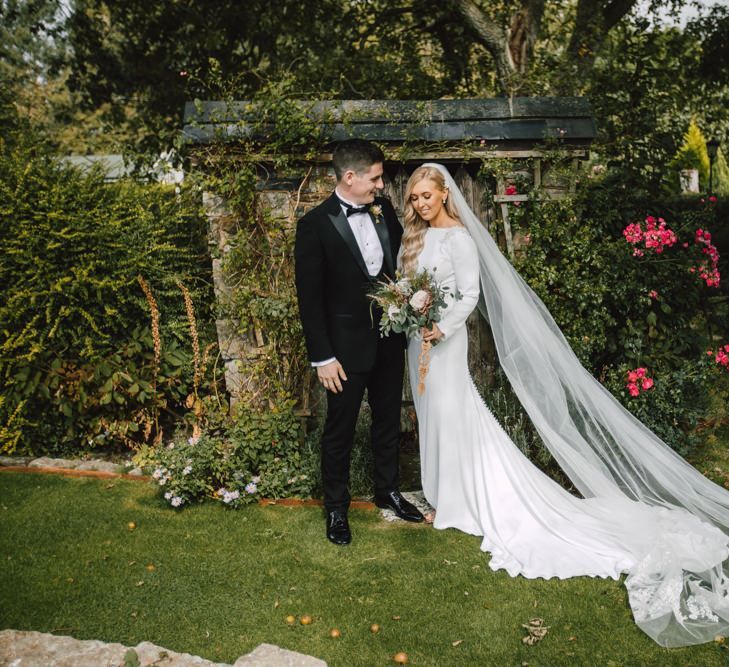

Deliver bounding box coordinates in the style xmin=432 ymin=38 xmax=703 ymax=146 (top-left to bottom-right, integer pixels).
xmin=670 ymin=119 xmax=711 ymax=186
xmin=513 ymin=197 xmax=619 ymax=368
xmin=713 ymin=148 xmax=729 ymax=197
xmin=601 ymin=359 xmax=715 ymax=456
xmin=0 ymin=130 xmax=214 ymax=454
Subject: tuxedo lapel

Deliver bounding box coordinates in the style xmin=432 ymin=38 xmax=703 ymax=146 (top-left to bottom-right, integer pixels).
xmin=325 ymin=193 xmax=396 ymax=279
xmin=372 ymin=213 xmax=395 ymax=277
xmin=328 ymin=207 xmax=371 ymax=279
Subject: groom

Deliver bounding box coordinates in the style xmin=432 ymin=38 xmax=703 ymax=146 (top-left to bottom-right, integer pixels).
xmin=295 ymin=138 xmax=424 ymax=545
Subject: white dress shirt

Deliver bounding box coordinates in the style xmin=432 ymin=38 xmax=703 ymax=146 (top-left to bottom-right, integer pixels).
xmin=335 ymin=189 xmax=384 ymax=277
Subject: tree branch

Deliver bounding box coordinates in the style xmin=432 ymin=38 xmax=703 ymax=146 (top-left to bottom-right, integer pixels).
xmin=508 ymin=0 xmax=545 ymax=73
xmin=451 ymin=0 xmax=513 ymax=95
xmin=569 ymin=0 xmax=638 ymax=61
xmin=603 ymin=0 xmax=639 ymax=31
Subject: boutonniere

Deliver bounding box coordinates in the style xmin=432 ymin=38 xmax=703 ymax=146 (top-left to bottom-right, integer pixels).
xmin=369 ymin=204 xmax=384 ymax=224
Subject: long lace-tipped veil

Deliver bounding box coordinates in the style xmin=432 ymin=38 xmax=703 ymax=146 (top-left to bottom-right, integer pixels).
xmin=423 ymin=162 xmax=729 ymax=646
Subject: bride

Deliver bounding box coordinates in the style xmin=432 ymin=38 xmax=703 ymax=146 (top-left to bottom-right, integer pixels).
xmin=399 ymin=163 xmax=729 ymax=647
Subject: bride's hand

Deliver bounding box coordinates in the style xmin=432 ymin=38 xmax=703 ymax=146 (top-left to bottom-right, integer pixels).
xmin=422 ymin=324 xmax=444 ymax=343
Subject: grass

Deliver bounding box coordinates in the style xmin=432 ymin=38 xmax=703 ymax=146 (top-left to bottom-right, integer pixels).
xmin=2 ymin=471 xmax=728 ymax=666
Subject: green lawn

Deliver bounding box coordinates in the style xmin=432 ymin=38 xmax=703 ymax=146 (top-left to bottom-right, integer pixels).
xmin=1 ymin=471 xmax=727 ymax=666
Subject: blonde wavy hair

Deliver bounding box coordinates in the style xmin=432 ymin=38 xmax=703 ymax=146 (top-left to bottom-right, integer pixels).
xmin=400 ymin=166 xmax=461 ymax=275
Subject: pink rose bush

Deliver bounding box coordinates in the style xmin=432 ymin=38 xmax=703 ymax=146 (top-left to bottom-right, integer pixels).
xmin=708 ymin=344 xmax=729 ymax=372
xmin=622 ymin=216 xmax=677 ymax=257
xmin=694 ymin=229 xmax=721 ymax=287
xmin=626 ymin=367 xmax=654 ymax=397
xmin=623 ymin=217 xmax=721 ymax=288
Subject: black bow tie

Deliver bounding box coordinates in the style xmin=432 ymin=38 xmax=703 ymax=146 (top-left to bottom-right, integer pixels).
xmin=343 ymin=203 xmax=370 ymax=217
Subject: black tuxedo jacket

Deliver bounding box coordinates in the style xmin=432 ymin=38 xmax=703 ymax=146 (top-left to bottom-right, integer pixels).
xmin=294 ymin=192 xmax=405 ymax=374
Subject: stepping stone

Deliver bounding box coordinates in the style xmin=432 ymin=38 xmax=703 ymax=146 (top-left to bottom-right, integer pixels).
xmin=0 ymin=630 xmax=327 ymax=666
xmin=233 ymin=643 xmax=327 ymax=666
xmin=27 ymin=457 xmax=81 ymax=469
xmin=0 ymin=456 xmax=32 ymax=467
xmin=75 ymin=460 xmax=122 ymax=473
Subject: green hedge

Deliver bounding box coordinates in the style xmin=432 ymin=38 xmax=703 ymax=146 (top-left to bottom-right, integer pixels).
xmin=0 ymin=135 xmax=214 ymax=455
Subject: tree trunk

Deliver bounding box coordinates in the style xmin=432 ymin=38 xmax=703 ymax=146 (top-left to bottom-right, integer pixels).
xmin=452 ymin=0 xmax=545 ymax=96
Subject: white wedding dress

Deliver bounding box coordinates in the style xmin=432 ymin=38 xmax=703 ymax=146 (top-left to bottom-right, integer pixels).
xmin=406 ymin=224 xmax=729 ymax=646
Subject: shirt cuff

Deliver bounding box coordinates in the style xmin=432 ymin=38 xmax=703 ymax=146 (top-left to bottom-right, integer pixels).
xmin=312 ymin=357 xmax=337 ymax=367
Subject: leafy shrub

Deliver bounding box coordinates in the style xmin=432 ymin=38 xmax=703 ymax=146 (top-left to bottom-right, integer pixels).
xmin=149 ymin=405 xmax=318 ymax=507
xmin=0 ymin=132 xmax=214 ymax=455
xmin=601 ymin=360 xmax=713 ymax=456
xmin=669 ymin=119 xmax=711 ymax=188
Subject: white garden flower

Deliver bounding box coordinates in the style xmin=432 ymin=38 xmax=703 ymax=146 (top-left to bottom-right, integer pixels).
xmin=387 ymin=305 xmax=401 ymax=318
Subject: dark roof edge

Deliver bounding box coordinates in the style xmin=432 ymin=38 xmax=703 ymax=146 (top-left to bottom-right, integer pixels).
xmin=183 ymin=97 xmax=593 ymax=125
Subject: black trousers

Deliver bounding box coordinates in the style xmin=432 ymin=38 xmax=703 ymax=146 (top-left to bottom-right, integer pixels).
xmin=320 ymin=337 xmax=405 ymax=513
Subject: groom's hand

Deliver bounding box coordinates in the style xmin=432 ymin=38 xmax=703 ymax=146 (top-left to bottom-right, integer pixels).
xmin=317 ymin=360 xmax=348 ymax=394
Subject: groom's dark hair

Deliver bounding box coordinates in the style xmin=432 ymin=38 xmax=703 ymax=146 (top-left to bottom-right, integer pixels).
xmin=332 ymin=139 xmax=384 ymax=180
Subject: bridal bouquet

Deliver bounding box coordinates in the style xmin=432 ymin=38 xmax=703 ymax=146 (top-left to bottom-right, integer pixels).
xmin=369 ymin=270 xmax=451 ymax=394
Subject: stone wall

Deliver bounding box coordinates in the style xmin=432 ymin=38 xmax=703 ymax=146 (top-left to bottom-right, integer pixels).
xmin=206 ymin=163 xmax=336 ymax=412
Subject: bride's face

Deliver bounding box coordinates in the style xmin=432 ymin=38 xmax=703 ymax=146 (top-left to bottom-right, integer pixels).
xmin=409 ymin=178 xmax=446 ymax=223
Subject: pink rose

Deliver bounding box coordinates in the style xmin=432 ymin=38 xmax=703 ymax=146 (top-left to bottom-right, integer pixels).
xmin=627 ymin=383 xmax=640 ymax=397
xmin=636 ymin=367 xmax=647 ymax=378
xmin=648 ymin=290 xmax=658 ymax=299
xmin=409 ymin=289 xmax=430 ymax=312
xmin=627 ymin=371 xmax=639 ymax=383
xmin=641 ymin=377 xmax=654 ymax=390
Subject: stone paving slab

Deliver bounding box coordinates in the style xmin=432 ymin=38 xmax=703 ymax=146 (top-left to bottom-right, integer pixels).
xmin=0 ymin=631 xmax=326 ymax=667
xmin=233 ymin=643 xmax=326 ymax=666
xmin=0 ymin=455 xmax=142 ymax=478
xmin=27 ymin=457 xmax=82 ymax=469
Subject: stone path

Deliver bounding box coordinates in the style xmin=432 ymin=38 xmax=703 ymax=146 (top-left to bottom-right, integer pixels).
xmin=0 ymin=630 xmax=326 ymax=666
xmin=0 ymin=455 xmax=143 ymax=477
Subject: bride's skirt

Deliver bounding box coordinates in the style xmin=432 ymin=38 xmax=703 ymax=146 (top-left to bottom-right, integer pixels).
xmin=408 ymin=326 xmax=729 ymax=646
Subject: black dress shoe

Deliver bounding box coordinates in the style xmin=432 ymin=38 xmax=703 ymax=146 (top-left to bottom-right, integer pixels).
xmin=375 ymin=491 xmax=424 ymax=522
xmin=326 ymin=510 xmax=352 ymax=545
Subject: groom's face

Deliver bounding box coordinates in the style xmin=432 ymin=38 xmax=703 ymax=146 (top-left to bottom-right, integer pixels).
xmin=342 ymin=162 xmax=384 ymax=205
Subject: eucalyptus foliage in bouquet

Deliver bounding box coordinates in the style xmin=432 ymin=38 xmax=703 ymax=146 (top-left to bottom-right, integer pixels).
xmin=369 ymin=269 xmax=453 ymax=393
